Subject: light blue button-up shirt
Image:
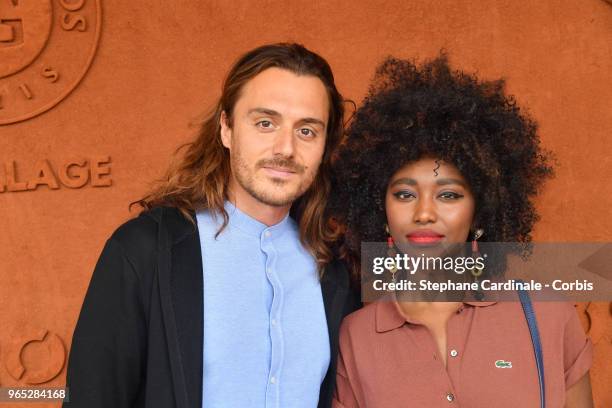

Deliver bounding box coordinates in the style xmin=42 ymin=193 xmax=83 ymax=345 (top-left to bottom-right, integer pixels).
xmin=197 ymin=202 xmax=330 ymax=408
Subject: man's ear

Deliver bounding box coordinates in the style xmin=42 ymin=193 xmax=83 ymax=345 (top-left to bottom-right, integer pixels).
xmin=220 ymin=110 xmax=232 ymax=149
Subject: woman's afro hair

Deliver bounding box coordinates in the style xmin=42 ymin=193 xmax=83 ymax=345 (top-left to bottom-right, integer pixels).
xmin=329 ymin=54 xmax=554 ymax=270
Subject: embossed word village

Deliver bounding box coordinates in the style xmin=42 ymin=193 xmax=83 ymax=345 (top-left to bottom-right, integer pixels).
xmin=0 ymin=156 xmax=111 ymax=192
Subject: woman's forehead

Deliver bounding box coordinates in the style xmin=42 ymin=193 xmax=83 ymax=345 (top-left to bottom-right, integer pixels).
xmin=391 ymin=158 xmax=466 ymax=180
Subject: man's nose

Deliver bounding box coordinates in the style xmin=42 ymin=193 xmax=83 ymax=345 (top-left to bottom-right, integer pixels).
xmin=272 ymin=126 xmax=296 ymax=158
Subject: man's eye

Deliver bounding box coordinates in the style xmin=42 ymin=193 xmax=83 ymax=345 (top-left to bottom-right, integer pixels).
xmin=393 ymin=191 xmax=415 ymax=200
xmin=256 ymin=120 xmax=273 ymax=129
xmin=298 ymin=128 xmax=316 ymax=137
xmin=439 ymin=191 xmax=463 ymax=200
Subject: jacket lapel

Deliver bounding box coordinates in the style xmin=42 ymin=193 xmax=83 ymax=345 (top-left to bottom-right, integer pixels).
xmin=321 ymin=260 xmax=350 ymax=338
xmin=318 ymin=261 xmax=352 ymax=408
xmin=156 ymin=208 xmax=204 ymax=408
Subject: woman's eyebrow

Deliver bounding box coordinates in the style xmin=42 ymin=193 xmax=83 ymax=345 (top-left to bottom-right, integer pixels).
xmin=389 ymin=177 xmax=417 ymax=186
xmin=435 ymin=178 xmax=467 ymax=187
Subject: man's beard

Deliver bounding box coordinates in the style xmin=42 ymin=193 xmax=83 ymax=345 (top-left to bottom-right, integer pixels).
xmin=231 ymin=153 xmax=315 ymax=207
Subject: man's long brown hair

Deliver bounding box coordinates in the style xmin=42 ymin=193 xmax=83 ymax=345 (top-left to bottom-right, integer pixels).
xmin=135 ymin=43 xmax=345 ymax=270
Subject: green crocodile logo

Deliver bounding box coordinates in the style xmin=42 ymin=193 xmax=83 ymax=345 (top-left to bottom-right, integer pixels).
xmin=495 ymin=360 xmax=512 ymax=368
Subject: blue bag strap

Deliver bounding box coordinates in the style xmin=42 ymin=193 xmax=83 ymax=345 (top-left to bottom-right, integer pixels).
xmin=516 ymin=280 xmax=545 ymax=408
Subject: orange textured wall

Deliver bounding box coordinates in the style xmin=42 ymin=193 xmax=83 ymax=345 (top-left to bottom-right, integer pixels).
xmin=1 ymin=1 xmax=610 ymax=407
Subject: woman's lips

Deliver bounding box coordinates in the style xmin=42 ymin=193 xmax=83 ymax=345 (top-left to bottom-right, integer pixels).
xmin=406 ymin=231 xmax=445 ymax=244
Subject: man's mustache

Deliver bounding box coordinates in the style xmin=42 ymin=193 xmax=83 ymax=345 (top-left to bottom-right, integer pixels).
xmin=257 ymin=157 xmax=305 ymax=174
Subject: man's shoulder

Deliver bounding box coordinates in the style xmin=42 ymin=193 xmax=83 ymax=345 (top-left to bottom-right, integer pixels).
xmin=109 ymin=206 xmax=194 ymax=256
xmin=109 ymin=208 xmax=160 ymax=253
xmin=322 ymin=258 xmax=352 ymax=290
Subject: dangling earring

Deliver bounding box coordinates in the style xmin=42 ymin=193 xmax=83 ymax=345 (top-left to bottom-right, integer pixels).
xmin=470 ymin=228 xmax=485 ymax=300
xmin=385 ymin=224 xmax=398 ymax=283
xmin=472 ymin=228 xmax=483 ymax=253
xmin=385 ymin=224 xmax=395 ymax=249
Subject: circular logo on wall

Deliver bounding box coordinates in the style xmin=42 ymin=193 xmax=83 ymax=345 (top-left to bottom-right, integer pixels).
xmin=0 ymin=0 xmax=101 ymax=125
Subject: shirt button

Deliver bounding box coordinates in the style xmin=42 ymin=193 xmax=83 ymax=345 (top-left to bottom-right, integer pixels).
xmin=271 ymin=319 xmax=277 ymax=326
xmin=265 ymin=231 xmax=271 ymax=238
xmin=270 ymin=376 xmax=276 ymax=384
xmin=446 ymin=393 xmax=455 ymax=402
xmin=450 ymin=349 xmax=458 ymax=357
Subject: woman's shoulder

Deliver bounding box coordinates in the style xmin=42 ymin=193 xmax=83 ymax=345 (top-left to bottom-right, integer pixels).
xmin=340 ymin=301 xmax=379 ymax=336
xmin=347 ymin=300 xmax=378 ymax=318
xmin=532 ymin=301 xmax=583 ymax=333
xmin=533 ymin=300 xmax=578 ymax=317
xmin=498 ymin=300 xmax=578 ymax=322
xmin=489 ymin=301 xmax=582 ymax=339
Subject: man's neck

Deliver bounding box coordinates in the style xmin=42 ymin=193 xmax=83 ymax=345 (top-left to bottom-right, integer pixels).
xmin=227 ymin=191 xmax=290 ymax=227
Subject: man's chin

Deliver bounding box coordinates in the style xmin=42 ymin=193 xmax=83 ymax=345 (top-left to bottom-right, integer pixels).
xmin=255 ymin=195 xmax=298 ymax=207
xmin=249 ymin=185 xmax=303 ymax=207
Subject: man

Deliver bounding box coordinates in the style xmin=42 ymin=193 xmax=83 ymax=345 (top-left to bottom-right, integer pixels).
xmin=64 ymin=43 xmax=358 ymax=408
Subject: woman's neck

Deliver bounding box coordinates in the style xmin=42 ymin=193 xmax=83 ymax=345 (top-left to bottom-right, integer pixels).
xmin=395 ymin=300 xmax=463 ymax=323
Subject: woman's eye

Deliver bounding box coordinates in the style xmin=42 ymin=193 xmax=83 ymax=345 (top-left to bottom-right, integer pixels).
xmin=393 ymin=191 xmax=415 ymax=200
xmin=439 ymin=191 xmax=464 ymax=200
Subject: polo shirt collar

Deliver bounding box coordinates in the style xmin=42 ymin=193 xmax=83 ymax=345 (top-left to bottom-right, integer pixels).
xmin=376 ymin=300 xmax=406 ymax=333
xmin=375 ymin=299 xmax=497 ymax=333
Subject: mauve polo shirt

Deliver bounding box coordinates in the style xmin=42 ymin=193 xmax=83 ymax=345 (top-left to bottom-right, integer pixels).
xmin=333 ymin=300 xmax=592 ymax=408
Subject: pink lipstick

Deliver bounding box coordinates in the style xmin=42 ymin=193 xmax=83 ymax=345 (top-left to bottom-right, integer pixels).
xmin=406 ymin=230 xmax=445 ymax=245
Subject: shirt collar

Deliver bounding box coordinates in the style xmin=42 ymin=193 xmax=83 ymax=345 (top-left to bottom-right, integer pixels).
xmin=225 ymin=200 xmax=292 ymax=238
xmin=463 ymin=301 xmax=497 ymax=307
xmin=376 ymin=300 xmax=407 ymax=333
xmin=375 ymin=299 xmax=497 ymax=333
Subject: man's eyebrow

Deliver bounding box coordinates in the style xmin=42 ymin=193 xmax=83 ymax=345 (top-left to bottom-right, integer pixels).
xmin=299 ymin=117 xmax=326 ymax=128
xmin=435 ymin=178 xmax=467 ymax=187
xmin=389 ymin=177 xmax=417 ymax=186
xmin=247 ymin=107 xmax=281 ymax=117
xmin=247 ymin=108 xmax=326 ymax=128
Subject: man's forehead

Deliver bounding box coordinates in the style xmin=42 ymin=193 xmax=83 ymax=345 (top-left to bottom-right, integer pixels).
xmin=235 ymin=68 xmax=329 ymax=122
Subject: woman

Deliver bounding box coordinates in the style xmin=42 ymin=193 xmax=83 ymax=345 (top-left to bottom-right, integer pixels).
xmin=329 ymin=55 xmax=593 ymax=407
